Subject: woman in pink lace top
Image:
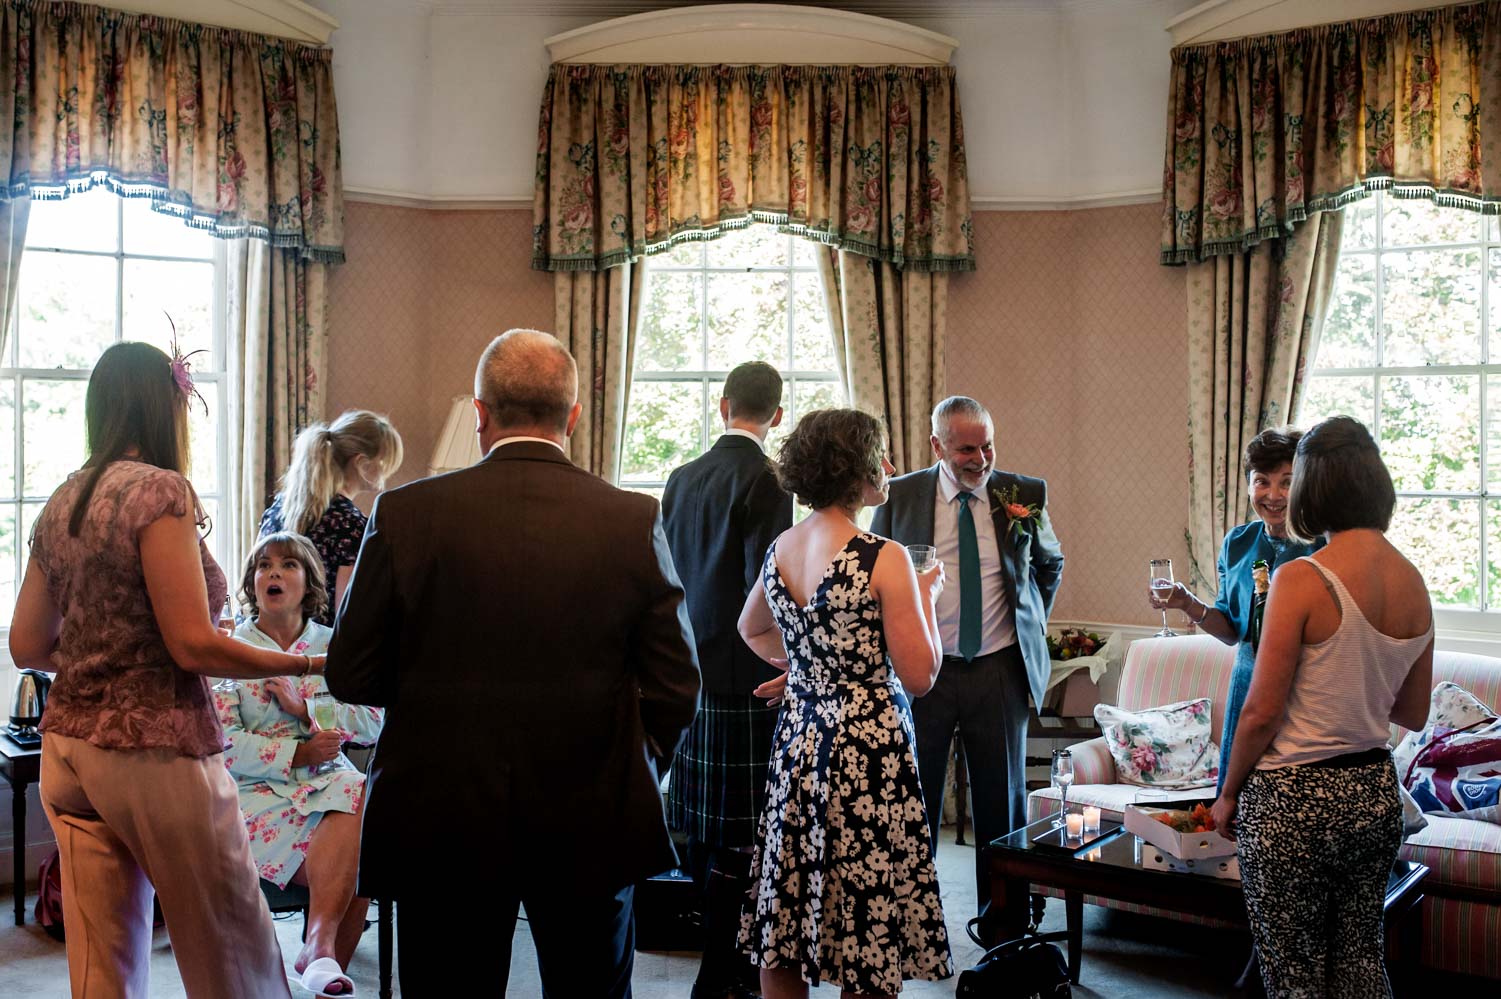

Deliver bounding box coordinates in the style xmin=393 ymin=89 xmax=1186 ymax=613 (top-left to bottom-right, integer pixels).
xmin=9 ymin=343 xmax=335 ymax=999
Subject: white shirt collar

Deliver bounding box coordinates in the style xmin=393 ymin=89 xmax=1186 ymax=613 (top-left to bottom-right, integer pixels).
xmin=490 ymin=436 xmax=566 ymax=454
xmin=721 ymin=428 xmax=766 ymax=452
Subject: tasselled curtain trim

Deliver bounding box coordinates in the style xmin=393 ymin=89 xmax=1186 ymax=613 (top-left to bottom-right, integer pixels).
xmin=534 ymin=63 xmax=975 ymax=274
xmin=0 ymin=0 xmax=345 ymax=262
xmin=1162 ymin=1 xmax=1501 ymax=265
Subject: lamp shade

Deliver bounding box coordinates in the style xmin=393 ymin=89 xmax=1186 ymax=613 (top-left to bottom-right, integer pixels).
xmin=428 ymin=395 xmax=483 ymax=477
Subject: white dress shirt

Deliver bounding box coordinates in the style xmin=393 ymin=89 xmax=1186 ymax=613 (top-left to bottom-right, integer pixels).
xmin=489 ymin=435 xmax=566 ymax=455
xmin=720 ymin=428 xmax=766 ymax=452
xmin=932 ymin=463 xmax=1015 ymax=657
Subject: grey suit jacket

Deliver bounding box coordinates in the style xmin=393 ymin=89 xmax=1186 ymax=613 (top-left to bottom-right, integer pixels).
xmin=870 ymin=465 xmax=1064 ymax=708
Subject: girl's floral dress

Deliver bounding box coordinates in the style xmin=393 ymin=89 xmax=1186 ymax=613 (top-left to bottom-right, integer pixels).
xmin=213 ymin=619 xmax=385 ymax=888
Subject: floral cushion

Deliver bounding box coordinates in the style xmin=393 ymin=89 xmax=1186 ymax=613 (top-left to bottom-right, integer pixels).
xmin=1395 ymin=683 xmax=1501 ymax=824
xmin=1093 ymin=697 xmax=1219 ymax=789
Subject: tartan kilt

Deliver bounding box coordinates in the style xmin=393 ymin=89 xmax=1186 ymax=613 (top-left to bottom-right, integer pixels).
xmin=667 ymin=692 xmax=780 ymax=849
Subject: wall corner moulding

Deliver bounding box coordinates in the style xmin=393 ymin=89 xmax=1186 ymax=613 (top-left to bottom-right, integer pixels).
xmin=545 ymin=3 xmax=958 ymax=65
xmin=96 ymin=0 xmax=337 ymax=45
xmin=1168 ymin=0 xmax=1456 ymax=46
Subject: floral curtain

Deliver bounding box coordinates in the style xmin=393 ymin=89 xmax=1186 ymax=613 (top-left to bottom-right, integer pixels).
xmin=0 ymin=197 xmax=24 ymax=363
xmin=0 ymin=0 xmax=344 ymax=262
xmin=555 ymin=264 xmax=644 ymax=482
xmin=817 ymin=249 xmax=946 ymax=473
xmin=1184 ymin=211 xmax=1343 ymax=592
xmin=227 ymin=240 xmax=328 ymax=578
xmin=1162 ymin=2 xmax=1501 ymax=265
xmin=534 ymin=64 xmax=974 ymax=274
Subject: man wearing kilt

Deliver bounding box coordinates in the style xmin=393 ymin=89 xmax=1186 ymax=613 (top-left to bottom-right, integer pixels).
xmin=663 ymin=361 xmax=794 ymax=999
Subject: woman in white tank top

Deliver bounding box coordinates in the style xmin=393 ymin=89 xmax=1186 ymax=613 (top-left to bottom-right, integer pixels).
xmin=1210 ymin=417 xmax=1434 ymax=999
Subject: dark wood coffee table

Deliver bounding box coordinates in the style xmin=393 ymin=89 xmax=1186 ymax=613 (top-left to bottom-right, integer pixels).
xmin=986 ymin=816 xmax=1428 ymax=987
xmin=0 ymin=732 xmax=42 ymax=926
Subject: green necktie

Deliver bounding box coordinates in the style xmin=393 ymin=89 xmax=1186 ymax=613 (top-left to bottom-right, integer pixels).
xmin=957 ymin=491 xmax=981 ymax=661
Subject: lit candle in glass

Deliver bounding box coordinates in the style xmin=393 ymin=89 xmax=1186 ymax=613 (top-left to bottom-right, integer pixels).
xmin=1065 ymin=811 xmax=1084 ymax=839
xmin=1083 ymin=805 xmax=1102 ymax=835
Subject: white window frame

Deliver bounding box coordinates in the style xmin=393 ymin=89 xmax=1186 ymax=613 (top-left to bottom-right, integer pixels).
xmin=0 ymin=194 xmax=231 ymax=657
xmin=621 ymin=229 xmax=842 ymax=492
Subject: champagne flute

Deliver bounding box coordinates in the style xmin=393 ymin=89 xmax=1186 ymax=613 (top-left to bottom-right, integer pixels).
xmin=1149 ymin=559 xmax=1178 ymax=638
xmin=309 ymin=692 xmax=340 ymax=775
xmin=1052 ymin=749 xmax=1075 ymax=830
xmin=210 ymin=599 xmax=240 ymax=694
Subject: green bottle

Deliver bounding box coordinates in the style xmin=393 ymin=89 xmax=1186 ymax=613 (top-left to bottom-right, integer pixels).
xmin=1249 ymin=559 xmax=1271 ymax=651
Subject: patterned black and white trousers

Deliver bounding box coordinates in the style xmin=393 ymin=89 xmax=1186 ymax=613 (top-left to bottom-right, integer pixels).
xmin=1238 ymin=756 xmax=1404 ymax=999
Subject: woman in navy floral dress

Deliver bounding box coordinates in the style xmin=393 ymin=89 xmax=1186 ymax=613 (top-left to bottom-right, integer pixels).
xmin=259 ymin=409 xmax=403 ymax=623
xmin=737 ymin=408 xmax=952 ymax=999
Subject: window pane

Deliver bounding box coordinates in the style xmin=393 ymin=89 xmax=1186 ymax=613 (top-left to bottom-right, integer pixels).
xmin=0 ymin=504 xmax=15 ymax=627
xmin=620 ymin=381 xmax=702 ymax=482
xmin=792 ymin=235 xmax=819 ymax=268
xmin=1383 ymin=196 xmax=1482 ymax=246
xmin=1317 ymin=254 xmax=1375 ymax=368
xmin=705 ymin=226 xmax=788 ymax=269
xmin=1489 ymin=500 xmax=1501 ymax=610
xmin=658 ymin=240 xmax=703 ymax=269
xmin=123 ymin=259 xmax=214 ymax=358
xmin=122 ymin=198 xmax=214 ymax=259
xmin=1341 ymin=199 xmax=1377 ymax=251
xmin=16 ymin=253 xmax=117 ymax=369
xmin=1390 ymin=497 xmax=1480 ymax=608
xmin=21 ymin=502 xmax=44 ymax=569
xmin=792 ymin=273 xmax=834 ymax=371
xmin=1379 ymin=374 xmax=1479 ymax=493
xmin=188 ymin=380 xmax=219 ymax=493
xmin=1487 ymin=248 xmax=1501 ymax=363
xmin=1381 ymin=249 xmax=1481 ymax=366
xmin=23 ymin=188 xmax=117 ymax=253
xmin=1297 ymin=375 xmax=1375 ymax=429
xmin=198 ymin=497 xmax=220 ymax=549
xmin=1489 ymin=376 xmax=1501 ymax=495
xmin=0 ymin=379 xmax=13 ymax=498
xmin=637 ymin=272 xmax=702 ymax=372
xmin=22 ymin=379 xmax=86 ymax=497
xmin=707 ymin=272 xmax=788 ymax=370
xmin=794 ymin=379 xmax=841 ymax=419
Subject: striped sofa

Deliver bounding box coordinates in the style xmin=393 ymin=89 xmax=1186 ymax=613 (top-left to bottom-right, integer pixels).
xmin=1026 ymin=634 xmax=1501 ymax=979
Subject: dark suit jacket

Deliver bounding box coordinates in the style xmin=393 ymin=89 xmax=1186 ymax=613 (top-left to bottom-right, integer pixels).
xmin=870 ymin=466 xmax=1064 ymax=708
xmin=326 ymin=441 xmax=701 ymax=898
xmin=661 ymin=434 xmax=793 ymax=696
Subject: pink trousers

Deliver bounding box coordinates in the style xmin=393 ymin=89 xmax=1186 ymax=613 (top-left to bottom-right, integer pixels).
xmin=40 ymin=733 xmax=291 ymax=998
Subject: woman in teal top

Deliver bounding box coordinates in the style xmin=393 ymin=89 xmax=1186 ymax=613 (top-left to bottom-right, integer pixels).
xmin=1153 ymin=427 xmax=1323 ymax=793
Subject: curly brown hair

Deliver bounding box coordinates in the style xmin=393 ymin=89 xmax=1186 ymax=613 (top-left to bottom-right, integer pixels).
xmin=1243 ymin=426 xmax=1303 ymax=479
xmin=238 ymin=532 xmax=329 ymax=623
xmin=774 ymin=408 xmax=886 ymax=511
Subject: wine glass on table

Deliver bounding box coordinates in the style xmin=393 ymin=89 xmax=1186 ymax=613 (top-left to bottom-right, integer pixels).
xmin=309 ymin=692 xmax=340 ymax=776
xmin=1051 ymin=749 xmax=1074 ymax=830
xmin=210 ymin=599 xmax=239 ymax=694
xmin=1149 ymin=559 xmax=1179 ymax=638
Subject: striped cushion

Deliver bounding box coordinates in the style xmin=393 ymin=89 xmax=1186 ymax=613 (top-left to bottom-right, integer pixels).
xmin=1400 ymin=813 xmax=1501 ymax=895
xmin=1117 ymin=636 xmax=1236 ymax=740
xmin=1417 ymin=895 xmax=1501 ymax=979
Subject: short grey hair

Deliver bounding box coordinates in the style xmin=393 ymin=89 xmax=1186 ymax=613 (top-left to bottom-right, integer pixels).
xmin=474 ymin=329 xmax=578 ymax=433
xmin=931 ymin=396 xmax=991 ymax=439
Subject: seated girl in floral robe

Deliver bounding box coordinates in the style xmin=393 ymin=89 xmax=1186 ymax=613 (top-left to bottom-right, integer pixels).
xmin=213 ymin=531 xmax=383 ymax=995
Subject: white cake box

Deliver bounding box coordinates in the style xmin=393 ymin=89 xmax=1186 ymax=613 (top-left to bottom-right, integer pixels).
xmin=1139 ymin=843 xmax=1241 ymax=880
xmin=1124 ymin=801 xmax=1238 ymax=876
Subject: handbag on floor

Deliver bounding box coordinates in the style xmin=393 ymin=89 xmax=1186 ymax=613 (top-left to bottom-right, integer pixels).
xmin=956 ymin=916 xmax=1072 ymax=998
xmin=34 ymin=848 xmax=65 ymax=942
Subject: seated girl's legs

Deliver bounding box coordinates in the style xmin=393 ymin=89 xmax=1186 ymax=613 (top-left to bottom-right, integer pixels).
xmin=289 ymin=809 xmax=365 ymax=973
xmin=1239 ymin=766 xmax=1335 ymax=998
xmin=760 ymin=966 xmax=808 ymax=999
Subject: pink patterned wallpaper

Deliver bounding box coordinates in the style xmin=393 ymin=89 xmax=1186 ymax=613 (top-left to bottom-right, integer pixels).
xmin=326 ymin=201 xmax=1187 ymax=626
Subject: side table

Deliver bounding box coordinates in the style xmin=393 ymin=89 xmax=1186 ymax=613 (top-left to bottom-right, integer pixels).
xmin=0 ymin=732 xmax=42 ymax=926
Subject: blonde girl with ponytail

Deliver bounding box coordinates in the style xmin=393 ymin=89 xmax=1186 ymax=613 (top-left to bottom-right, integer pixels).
xmin=259 ymin=410 xmax=404 ymax=622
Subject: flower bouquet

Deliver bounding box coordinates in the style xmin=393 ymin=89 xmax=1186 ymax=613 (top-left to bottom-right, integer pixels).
xmin=1048 ymin=627 xmax=1107 ymax=662
xmin=1040 ymin=628 xmax=1118 ymax=716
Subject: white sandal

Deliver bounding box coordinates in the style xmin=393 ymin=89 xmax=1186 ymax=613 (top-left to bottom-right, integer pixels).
xmin=296 ymin=957 xmax=356 ymax=997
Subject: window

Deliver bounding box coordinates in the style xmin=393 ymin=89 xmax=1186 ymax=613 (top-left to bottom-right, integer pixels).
xmin=619 ymin=224 xmax=843 ymax=494
xmin=0 ymin=188 xmax=227 ymax=625
xmin=1301 ymin=191 xmax=1498 ymax=612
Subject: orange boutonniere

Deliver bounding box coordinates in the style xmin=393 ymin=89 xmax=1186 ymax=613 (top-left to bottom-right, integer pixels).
xmin=990 ymin=484 xmax=1041 ymax=544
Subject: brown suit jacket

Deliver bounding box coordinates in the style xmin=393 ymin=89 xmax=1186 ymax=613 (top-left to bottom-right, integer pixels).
xmin=326 ymin=441 xmax=701 ymax=897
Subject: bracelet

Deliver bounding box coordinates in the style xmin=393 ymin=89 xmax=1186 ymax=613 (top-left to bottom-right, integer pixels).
xmin=1191 ymin=600 xmax=1210 ymax=626
xmin=300 ymin=653 xmax=313 ymax=676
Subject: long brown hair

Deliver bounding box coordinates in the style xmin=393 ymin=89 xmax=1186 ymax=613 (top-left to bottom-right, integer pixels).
xmin=68 ymin=342 xmax=191 ymax=536
xmin=238 ymin=532 xmax=329 ymax=623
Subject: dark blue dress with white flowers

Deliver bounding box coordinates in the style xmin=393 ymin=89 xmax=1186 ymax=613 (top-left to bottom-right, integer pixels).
xmin=740 ymin=532 xmax=952 ymax=994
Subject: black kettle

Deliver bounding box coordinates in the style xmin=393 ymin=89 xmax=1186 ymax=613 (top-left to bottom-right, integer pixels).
xmin=10 ymin=668 xmax=51 ymax=730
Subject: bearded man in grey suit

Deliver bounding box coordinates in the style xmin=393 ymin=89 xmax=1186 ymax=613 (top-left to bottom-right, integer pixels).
xmin=870 ymin=395 xmax=1064 ymax=917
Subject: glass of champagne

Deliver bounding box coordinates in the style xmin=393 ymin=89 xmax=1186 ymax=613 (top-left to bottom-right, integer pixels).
xmin=309 ymin=691 xmax=340 ymax=775
xmin=1149 ymin=559 xmax=1178 ymax=638
xmin=1051 ymin=749 xmax=1074 ymax=830
xmin=210 ymin=600 xmax=240 ymax=694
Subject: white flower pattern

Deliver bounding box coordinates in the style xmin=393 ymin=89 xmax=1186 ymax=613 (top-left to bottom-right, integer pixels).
xmin=739 ymin=533 xmax=952 ymax=993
